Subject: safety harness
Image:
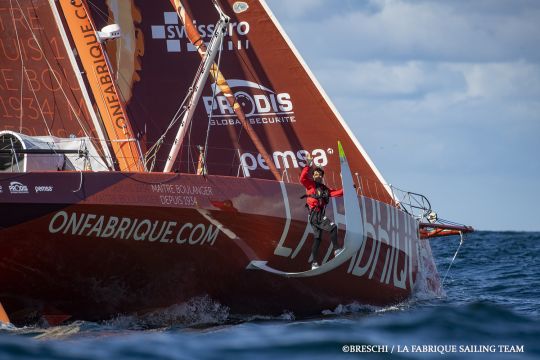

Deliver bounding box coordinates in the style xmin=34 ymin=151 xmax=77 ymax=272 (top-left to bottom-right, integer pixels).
xmin=301 ymin=183 xmax=330 ymax=216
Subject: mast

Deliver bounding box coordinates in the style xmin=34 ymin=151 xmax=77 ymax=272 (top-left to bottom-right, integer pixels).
xmin=56 ymin=0 xmax=144 ymax=172
xmin=163 ymin=12 xmax=229 ymax=173
xmin=48 ymin=0 xmax=114 ymax=170
xmin=167 ymin=0 xmax=280 ymax=179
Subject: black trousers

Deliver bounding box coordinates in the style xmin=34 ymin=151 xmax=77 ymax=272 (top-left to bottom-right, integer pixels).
xmin=309 ymin=210 xmax=338 ymax=263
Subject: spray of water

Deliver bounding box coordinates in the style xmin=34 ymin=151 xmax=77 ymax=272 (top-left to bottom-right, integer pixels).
xmin=105 ymin=295 xmax=230 ymax=330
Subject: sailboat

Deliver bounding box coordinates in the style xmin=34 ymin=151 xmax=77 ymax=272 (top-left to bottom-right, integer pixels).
xmin=0 ymin=0 xmax=472 ymax=325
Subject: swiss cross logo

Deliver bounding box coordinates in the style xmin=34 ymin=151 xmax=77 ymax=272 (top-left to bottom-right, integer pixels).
xmin=150 ymin=12 xmax=250 ymax=53
xmin=151 ymin=12 xmax=182 ymax=52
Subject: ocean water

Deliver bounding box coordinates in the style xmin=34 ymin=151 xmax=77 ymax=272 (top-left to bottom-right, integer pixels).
xmin=1 ymin=231 xmax=539 ymax=359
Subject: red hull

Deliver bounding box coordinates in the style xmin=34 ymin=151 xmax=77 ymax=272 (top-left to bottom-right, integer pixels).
xmin=0 ymin=172 xmax=440 ymax=324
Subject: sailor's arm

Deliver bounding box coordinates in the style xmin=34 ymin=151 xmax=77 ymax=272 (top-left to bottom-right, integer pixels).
xmin=299 ymin=154 xmax=315 ymax=188
xmin=300 ymin=166 xmax=314 ymax=188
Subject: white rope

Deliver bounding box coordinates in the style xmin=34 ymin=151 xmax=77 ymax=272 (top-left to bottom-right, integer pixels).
xmin=442 ymin=231 xmax=464 ymax=286
xmin=72 ymin=170 xmax=83 ymax=192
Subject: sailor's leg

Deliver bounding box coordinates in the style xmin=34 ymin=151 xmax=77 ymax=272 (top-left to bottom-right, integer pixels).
xmin=319 ymin=216 xmax=339 ymax=248
xmin=308 ymin=211 xmax=322 ymax=263
xmin=329 ymin=224 xmax=338 ymax=248
xmin=311 ymin=234 xmax=322 ymax=264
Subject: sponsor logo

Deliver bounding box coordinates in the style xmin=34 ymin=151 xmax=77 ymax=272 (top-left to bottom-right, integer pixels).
xmin=273 ymin=195 xmax=417 ymax=290
xmin=204 ymin=79 xmax=296 ymax=127
xmin=8 ymin=181 xmax=29 ymax=194
xmin=240 ymin=148 xmax=328 ymax=177
xmin=48 ymin=211 xmax=220 ymax=246
xmin=151 ymin=12 xmax=249 ymax=53
xmin=35 ymin=185 xmax=54 ymax=193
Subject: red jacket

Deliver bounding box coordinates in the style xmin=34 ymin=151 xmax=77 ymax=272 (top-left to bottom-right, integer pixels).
xmin=300 ymin=166 xmax=343 ymax=211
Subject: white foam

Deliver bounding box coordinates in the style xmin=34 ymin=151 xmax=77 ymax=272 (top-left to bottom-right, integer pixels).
xmin=412 ymin=240 xmax=446 ymax=301
xmin=105 ymin=295 xmax=230 ymax=329
xmin=0 ymin=322 xmax=16 ymax=331
xmin=322 ymin=302 xmax=384 ymax=316
xmin=239 ymin=310 xmax=296 ymax=322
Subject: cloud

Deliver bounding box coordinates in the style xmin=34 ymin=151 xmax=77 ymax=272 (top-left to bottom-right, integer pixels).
xmin=314 ymin=60 xmax=540 ymax=105
xmin=450 ymin=62 xmax=540 ymax=101
xmin=268 ymin=0 xmax=540 ymax=62
xmin=264 ymin=0 xmax=326 ymax=19
xmin=315 ymin=60 xmax=463 ymax=100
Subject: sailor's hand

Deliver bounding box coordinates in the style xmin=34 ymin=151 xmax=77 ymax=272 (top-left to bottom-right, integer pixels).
xmin=305 ymin=153 xmax=313 ymax=167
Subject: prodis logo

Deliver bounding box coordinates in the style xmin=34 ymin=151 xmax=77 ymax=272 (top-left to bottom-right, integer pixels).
xmin=203 ymin=79 xmax=296 ymax=127
xmin=151 ymin=12 xmax=250 ymax=53
xmin=9 ymin=181 xmax=29 ymax=194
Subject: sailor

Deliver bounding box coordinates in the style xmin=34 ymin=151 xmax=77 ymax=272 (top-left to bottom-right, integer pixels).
xmin=300 ymin=155 xmax=344 ymax=270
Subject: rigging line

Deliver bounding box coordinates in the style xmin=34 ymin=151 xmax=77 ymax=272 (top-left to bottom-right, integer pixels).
xmin=143 ymin=103 xmax=189 ymax=169
xmin=9 ymin=0 xmax=25 ymax=132
xmin=13 ymin=0 xmax=92 ymax=139
xmin=187 ymin=121 xmax=195 ymax=173
xmin=147 ymin=50 xmax=206 ymax=154
xmin=64 ymin=137 xmax=110 ymax=171
xmin=144 ymin=29 xmax=216 ymax=170
xmin=229 ymin=125 xmax=244 ymax=176
xmin=442 ymin=231 xmax=464 ymax=286
xmin=178 ymin=18 xmax=226 ymax=173
xmin=437 ymin=218 xmax=467 ymax=227
xmin=86 ymin=0 xmax=111 ymax=24
xmin=235 ymin=39 xmax=274 ymax=95
xmin=116 ymin=171 xmax=180 ymax=185
xmin=9 ymin=138 xmax=21 ymax=172
xmin=186 ymin=101 xmax=198 ymax=173
xmin=234 ymin=36 xmax=298 ymax=155
xmin=201 ymin=24 xmax=225 ymax=175
xmin=87 ymin=154 xmax=110 ymax=170
xmin=20 ymin=2 xmax=96 ymax=141
xmin=39 ymin=1 xmax=106 ymax=154
xmin=23 ymin=69 xmax=53 ymax=137
xmin=109 ymin=68 xmax=163 ymax=139
xmin=185 ymin=26 xmax=222 ymax=174
xmin=115 ymin=78 xmax=173 ymax=144
xmin=168 ymin=47 xmax=207 ymax=124
xmin=220 ymin=44 xmax=252 ymax=163
xmin=115 ymin=37 xmax=122 ymax=82
xmin=102 ymin=52 xmax=142 ymax=138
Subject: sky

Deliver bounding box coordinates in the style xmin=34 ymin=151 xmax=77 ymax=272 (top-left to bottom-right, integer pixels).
xmin=265 ymin=0 xmax=540 ymax=231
